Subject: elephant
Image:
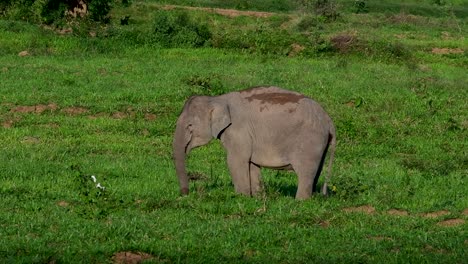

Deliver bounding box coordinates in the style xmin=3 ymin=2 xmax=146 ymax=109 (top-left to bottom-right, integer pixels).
xmin=173 ymin=86 xmax=336 ymax=200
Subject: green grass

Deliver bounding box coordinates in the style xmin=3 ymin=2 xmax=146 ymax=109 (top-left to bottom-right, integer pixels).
xmin=0 ymin=1 xmax=467 ymax=263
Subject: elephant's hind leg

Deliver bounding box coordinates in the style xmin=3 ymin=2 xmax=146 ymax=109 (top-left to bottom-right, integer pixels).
xmin=292 ymin=149 xmax=326 ymax=200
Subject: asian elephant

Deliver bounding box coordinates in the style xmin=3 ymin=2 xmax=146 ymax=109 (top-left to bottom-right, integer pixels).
xmin=173 ymin=86 xmax=336 ymax=200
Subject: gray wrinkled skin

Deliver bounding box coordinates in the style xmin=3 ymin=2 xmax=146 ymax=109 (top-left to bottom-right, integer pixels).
xmin=173 ymin=86 xmax=336 ymax=200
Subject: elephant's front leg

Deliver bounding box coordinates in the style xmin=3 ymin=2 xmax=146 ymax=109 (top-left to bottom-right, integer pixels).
xmin=226 ymin=153 xmax=251 ymax=195
xmin=221 ymin=128 xmax=254 ymax=196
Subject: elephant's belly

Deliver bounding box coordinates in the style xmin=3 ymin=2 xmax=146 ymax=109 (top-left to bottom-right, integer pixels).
xmin=250 ymin=152 xmax=292 ymax=170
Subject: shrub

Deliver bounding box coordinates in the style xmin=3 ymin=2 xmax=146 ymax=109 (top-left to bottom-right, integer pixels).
xmin=1 ymin=0 xmax=113 ymax=24
xmin=152 ymin=10 xmax=212 ymax=48
xmin=331 ymin=174 xmax=372 ymax=200
xmin=88 ymin=0 xmax=113 ymax=23
xmin=353 ymin=0 xmax=368 ymax=14
xmin=37 ymin=0 xmax=69 ymax=25
xmin=314 ymin=0 xmax=340 ymax=21
xmin=183 ymin=75 xmax=226 ymax=96
xmin=297 ymin=0 xmax=340 ymax=22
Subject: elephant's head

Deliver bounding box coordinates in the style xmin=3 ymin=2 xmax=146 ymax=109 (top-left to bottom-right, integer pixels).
xmin=173 ymin=96 xmax=231 ymax=195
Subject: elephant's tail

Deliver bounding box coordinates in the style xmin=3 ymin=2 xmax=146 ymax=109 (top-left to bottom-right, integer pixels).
xmin=322 ymin=123 xmax=336 ymax=196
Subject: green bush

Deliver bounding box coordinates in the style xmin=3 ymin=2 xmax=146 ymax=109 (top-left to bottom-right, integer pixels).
xmin=152 ymin=10 xmax=212 ymax=48
xmin=297 ymin=0 xmax=341 ymax=21
xmin=183 ymin=74 xmax=226 ymax=96
xmin=314 ymin=0 xmax=340 ymax=21
xmin=38 ymin=0 xmax=69 ymax=25
xmin=88 ymin=0 xmax=113 ymax=23
xmin=353 ymin=0 xmax=368 ymax=13
xmin=0 ymin=0 xmax=114 ymax=24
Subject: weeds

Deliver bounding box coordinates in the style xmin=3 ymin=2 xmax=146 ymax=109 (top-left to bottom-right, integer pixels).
xmin=152 ymin=10 xmax=212 ymax=48
xmin=183 ymin=74 xmax=226 ymax=96
xmin=70 ymin=165 xmax=126 ymax=220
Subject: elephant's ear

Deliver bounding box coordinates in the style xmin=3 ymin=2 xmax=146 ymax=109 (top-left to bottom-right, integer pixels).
xmin=185 ymin=124 xmax=193 ymax=143
xmin=210 ymin=103 xmax=231 ymax=138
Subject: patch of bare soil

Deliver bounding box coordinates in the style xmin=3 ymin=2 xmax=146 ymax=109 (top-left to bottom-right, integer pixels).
xmin=367 ymin=235 xmax=393 ymax=241
xmin=387 ymin=209 xmax=409 ymax=216
xmin=11 ymin=104 xmax=58 ymax=114
xmin=330 ymin=34 xmax=355 ymax=53
xmin=424 ymin=245 xmax=448 ymax=254
xmin=62 ymin=107 xmax=89 ymax=115
xmin=318 ymin=220 xmax=330 ymax=228
xmin=112 ymin=251 xmax=154 ymax=264
xmin=2 ymin=120 xmax=15 ymax=128
xmin=88 ymin=112 xmax=109 ymax=119
xmin=40 ymin=123 xmax=60 ymax=128
xmin=162 ymin=4 xmax=274 ymax=18
xmin=57 ymin=201 xmax=69 ymax=207
xmin=288 ymin=43 xmax=305 ymax=57
xmin=388 ymin=13 xmax=426 ymax=25
xmin=437 ymin=218 xmax=465 ymax=227
xmin=431 ymin=48 xmax=464 ymax=55
xmin=22 ymin=136 xmax=40 ymax=144
xmin=144 ymin=113 xmax=157 ymax=121
xmin=141 ymin=129 xmax=150 ymax=136
xmin=343 ymin=205 xmax=375 ymax=215
xmin=421 ymin=210 xmax=450 ymax=219
xmin=111 ymin=112 xmax=128 ymax=119
xmin=18 ymin=50 xmax=30 ymax=57
xmin=463 ymin=208 xmax=468 ymax=216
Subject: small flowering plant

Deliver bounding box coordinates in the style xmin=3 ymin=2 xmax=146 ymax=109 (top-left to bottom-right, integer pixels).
xmin=70 ymin=165 xmax=112 ymax=219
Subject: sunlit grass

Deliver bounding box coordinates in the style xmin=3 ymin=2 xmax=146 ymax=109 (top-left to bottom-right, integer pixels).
xmin=0 ymin=1 xmax=467 ymax=262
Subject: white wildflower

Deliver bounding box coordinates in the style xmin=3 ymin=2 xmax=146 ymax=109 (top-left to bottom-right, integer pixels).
xmin=91 ymin=175 xmax=105 ymax=190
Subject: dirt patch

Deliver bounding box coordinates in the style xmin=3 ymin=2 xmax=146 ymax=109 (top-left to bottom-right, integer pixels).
xmin=57 ymin=201 xmax=69 ymax=207
xmin=463 ymin=208 xmax=468 ymax=216
xmin=318 ymin=220 xmax=330 ymax=228
xmin=343 ymin=205 xmax=376 ymax=215
xmin=387 ymin=209 xmax=409 ymax=216
xmin=62 ymin=107 xmax=89 ymax=115
xmin=112 ymin=251 xmax=154 ymax=264
xmin=18 ymin=50 xmax=30 ymax=57
xmin=88 ymin=112 xmax=109 ymax=119
xmin=437 ymin=218 xmax=465 ymax=227
xmin=368 ymin=235 xmax=393 ymax=241
xmin=141 ymin=129 xmax=150 ymax=136
xmin=39 ymin=122 xmax=60 ymax=128
xmin=388 ymin=13 xmax=426 ymax=25
xmin=111 ymin=112 xmax=128 ymax=119
xmin=144 ymin=113 xmax=157 ymax=121
xmin=431 ymin=48 xmax=464 ymax=55
xmin=288 ymin=43 xmax=305 ymax=57
xmin=162 ymin=4 xmax=274 ymax=18
xmin=424 ymin=245 xmax=448 ymax=254
xmin=22 ymin=136 xmax=40 ymax=144
xmin=330 ymin=34 xmax=355 ymax=53
xmin=422 ymin=210 xmax=450 ymax=219
xmin=11 ymin=104 xmax=58 ymax=114
xmin=2 ymin=120 xmax=15 ymax=128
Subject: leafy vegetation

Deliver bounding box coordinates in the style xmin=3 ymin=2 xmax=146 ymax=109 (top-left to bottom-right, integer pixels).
xmin=0 ymin=0 xmax=467 ymax=263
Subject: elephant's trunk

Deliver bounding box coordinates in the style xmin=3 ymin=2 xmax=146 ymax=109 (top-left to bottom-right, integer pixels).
xmin=173 ymin=122 xmax=189 ymax=195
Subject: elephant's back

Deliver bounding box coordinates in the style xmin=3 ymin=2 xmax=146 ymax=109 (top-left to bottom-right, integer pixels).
xmin=236 ymin=86 xmax=310 ymax=109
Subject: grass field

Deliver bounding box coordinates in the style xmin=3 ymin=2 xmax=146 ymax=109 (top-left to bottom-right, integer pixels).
xmin=0 ymin=0 xmax=467 ymax=263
